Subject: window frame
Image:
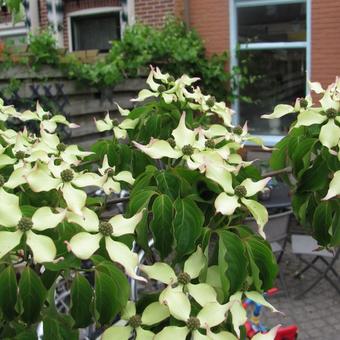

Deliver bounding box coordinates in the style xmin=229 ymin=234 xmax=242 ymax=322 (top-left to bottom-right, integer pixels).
xmin=67 ymin=6 xmax=124 ymax=52
xmin=229 ymin=0 xmax=311 ymax=146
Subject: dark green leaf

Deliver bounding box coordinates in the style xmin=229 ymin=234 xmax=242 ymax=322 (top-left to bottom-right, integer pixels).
xmin=245 ymin=237 xmax=278 ymax=291
xmin=19 ymin=267 xmax=47 ymax=324
xmin=173 ymin=198 xmax=204 ymax=258
xmin=218 ymin=230 xmax=248 ymax=297
xmin=0 ymin=266 xmax=17 ymax=319
xmin=150 ymin=194 xmax=174 ymax=259
xmin=156 ymin=172 xmax=180 ymax=199
xmin=128 ymin=189 xmax=158 ymax=215
xmin=70 ymin=274 xmax=93 ymax=328
xmin=95 ymin=262 xmax=129 ymax=325
xmin=312 ymin=202 xmax=332 ymax=246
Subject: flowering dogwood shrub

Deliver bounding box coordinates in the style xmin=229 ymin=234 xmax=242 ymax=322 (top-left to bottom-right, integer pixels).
xmin=263 ymin=78 xmax=340 ymax=248
xmin=0 ymin=67 xmax=313 ymax=339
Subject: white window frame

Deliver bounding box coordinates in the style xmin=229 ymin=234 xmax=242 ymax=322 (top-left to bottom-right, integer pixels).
xmin=67 ymin=6 xmax=123 ymax=52
xmin=229 ymin=0 xmax=311 ymax=146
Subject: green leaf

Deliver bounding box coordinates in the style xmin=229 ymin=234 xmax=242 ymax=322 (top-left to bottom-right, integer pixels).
xmin=291 ymin=138 xmax=316 ymax=177
xmin=128 ymin=189 xmax=158 ymax=215
xmin=298 ymin=157 xmax=329 ymax=192
xmin=312 ymin=202 xmax=332 ymax=246
xmin=244 ymin=236 xmax=278 ymax=291
xmin=70 ymin=274 xmax=93 ymax=328
xmin=156 ymin=171 xmax=181 ymax=199
xmin=135 ymin=210 xmax=150 ymax=252
xmin=330 ymin=211 xmax=340 ymax=247
xmin=218 ymin=230 xmax=248 ymax=297
xmin=150 ymin=194 xmax=174 ymax=259
xmin=95 ymin=262 xmax=129 ymax=325
xmin=19 ymin=267 xmax=47 ymax=324
xmin=173 ymin=198 xmax=204 ymax=258
xmin=43 ymin=316 xmax=63 ymax=340
xmin=0 ymin=266 xmax=17 ymax=320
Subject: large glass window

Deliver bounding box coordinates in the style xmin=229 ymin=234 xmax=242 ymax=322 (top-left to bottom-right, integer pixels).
xmin=233 ymin=0 xmax=308 ymax=138
xmin=71 ymin=12 xmax=121 ymax=52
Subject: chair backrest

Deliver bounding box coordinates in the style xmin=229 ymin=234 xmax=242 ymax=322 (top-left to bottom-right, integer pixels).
xmin=245 ymin=210 xmax=292 ymax=243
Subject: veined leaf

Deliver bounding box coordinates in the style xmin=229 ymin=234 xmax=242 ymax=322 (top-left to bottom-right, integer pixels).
xmin=173 ymin=198 xmax=204 ymax=259
xmin=19 ymin=267 xmax=47 ymax=324
xmin=0 ymin=266 xmax=17 ymax=320
xmin=150 ymin=194 xmax=174 ymax=259
xmin=70 ymin=274 xmax=93 ymax=328
xmin=218 ymin=230 xmax=248 ymax=298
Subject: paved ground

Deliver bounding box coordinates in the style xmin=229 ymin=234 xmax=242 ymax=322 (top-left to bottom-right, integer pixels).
xmin=261 ymin=243 xmax=340 ymax=340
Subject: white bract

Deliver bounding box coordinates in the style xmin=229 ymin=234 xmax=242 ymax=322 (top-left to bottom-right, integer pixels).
xmin=68 ymin=209 xmax=145 ymax=281
xmin=0 ymin=188 xmax=65 ymax=263
xmin=102 ymin=300 xmax=169 ymax=340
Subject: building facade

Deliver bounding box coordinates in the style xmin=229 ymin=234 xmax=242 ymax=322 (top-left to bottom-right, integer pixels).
xmin=0 ymin=0 xmax=339 ymax=142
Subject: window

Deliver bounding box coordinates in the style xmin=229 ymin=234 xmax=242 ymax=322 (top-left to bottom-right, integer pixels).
xmin=69 ymin=8 xmax=122 ymax=52
xmin=230 ymin=0 xmax=310 ymax=142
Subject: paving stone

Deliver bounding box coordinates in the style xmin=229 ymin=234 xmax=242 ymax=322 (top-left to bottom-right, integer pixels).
xmin=259 ymin=243 xmax=340 ymax=339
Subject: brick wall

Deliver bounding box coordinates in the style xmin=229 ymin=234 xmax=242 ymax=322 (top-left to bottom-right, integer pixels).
xmin=39 ymin=0 xmax=49 ymax=28
xmin=311 ymin=0 xmax=340 ymax=87
xmin=188 ymin=0 xmax=229 ymax=56
xmin=134 ymin=0 xmax=176 ymax=27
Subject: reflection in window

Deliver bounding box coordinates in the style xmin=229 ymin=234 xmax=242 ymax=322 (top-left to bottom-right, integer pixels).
xmin=239 ymin=49 xmax=305 ymax=135
xmin=238 ymin=3 xmax=306 ymax=43
xmin=71 ymin=12 xmax=121 ymax=51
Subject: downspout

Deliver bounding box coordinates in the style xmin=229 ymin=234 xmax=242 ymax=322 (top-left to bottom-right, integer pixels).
xmin=183 ymin=0 xmax=190 ymax=27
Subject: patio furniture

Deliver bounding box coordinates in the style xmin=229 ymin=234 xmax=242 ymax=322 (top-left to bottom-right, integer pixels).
xmin=245 ymin=210 xmax=292 ymax=296
xmin=291 ymin=234 xmax=340 ymax=298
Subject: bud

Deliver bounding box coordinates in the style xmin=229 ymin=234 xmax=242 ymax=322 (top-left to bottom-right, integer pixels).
xmin=112 ymin=119 xmax=120 ymax=127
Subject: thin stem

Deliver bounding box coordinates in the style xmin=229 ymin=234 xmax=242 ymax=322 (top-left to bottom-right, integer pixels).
xmin=106 ymin=196 xmax=130 ymax=205
xmin=262 ymin=166 xmax=292 ymax=178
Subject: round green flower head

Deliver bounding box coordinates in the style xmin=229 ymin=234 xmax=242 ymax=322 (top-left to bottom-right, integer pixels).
xmin=99 ymin=221 xmax=113 ymax=236
xmin=61 ymin=169 xmax=74 ymax=182
xmin=112 ymin=119 xmax=120 ymax=127
xmin=105 ymin=168 xmax=114 ymax=177
xmin=129 ymin=314 xmax=142 ymax=329
xmin=167 ymin=137 xmax=176 ymax=148
xmin=326 ymin=108 xmax=338 ymax=119
xmin=182 ymin=144 xmax=194 ymax=156
xmin=17 ymin=217 xmax=33 ymax=232
xmin=233 ymin=126 xmax=243 ymax=135
xmin=0 ymin=174 xmax=5 ymax=187
xmin=57 ymin=143 xmax=67 ymax=152
xmin=158 ymin=84 xmax=166 ymax=92
xmin=234 ymin=185 xmax=247 ymax=198
xmin=177 ymin=272 xmax=191 ymax=285
xmin=205 ymin=139 xmax=215 ymax=149
xmin=206 ymin=96 xmax=216 ymax=108
xmin=15 ymin=151 xmax=26 ymax=160
xmin=167 ymin=75 xmax=175 ymax=83
xmin=299 ymin=98 xmax=308 ymax=109
xmin=186 ymin=317 xmax=201 ymax=331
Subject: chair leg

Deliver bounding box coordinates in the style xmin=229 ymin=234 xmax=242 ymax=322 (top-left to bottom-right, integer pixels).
xmin=294 ymin=256 xmax=319 ymax=278
xmin=318 ymin=256 xmax=339 ymax=277
xmin=295 ymin=252 xmax=340 ymax=299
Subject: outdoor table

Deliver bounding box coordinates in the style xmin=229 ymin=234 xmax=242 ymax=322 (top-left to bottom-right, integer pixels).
xmin=260 ymin=182 xmax=291 ymax=210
